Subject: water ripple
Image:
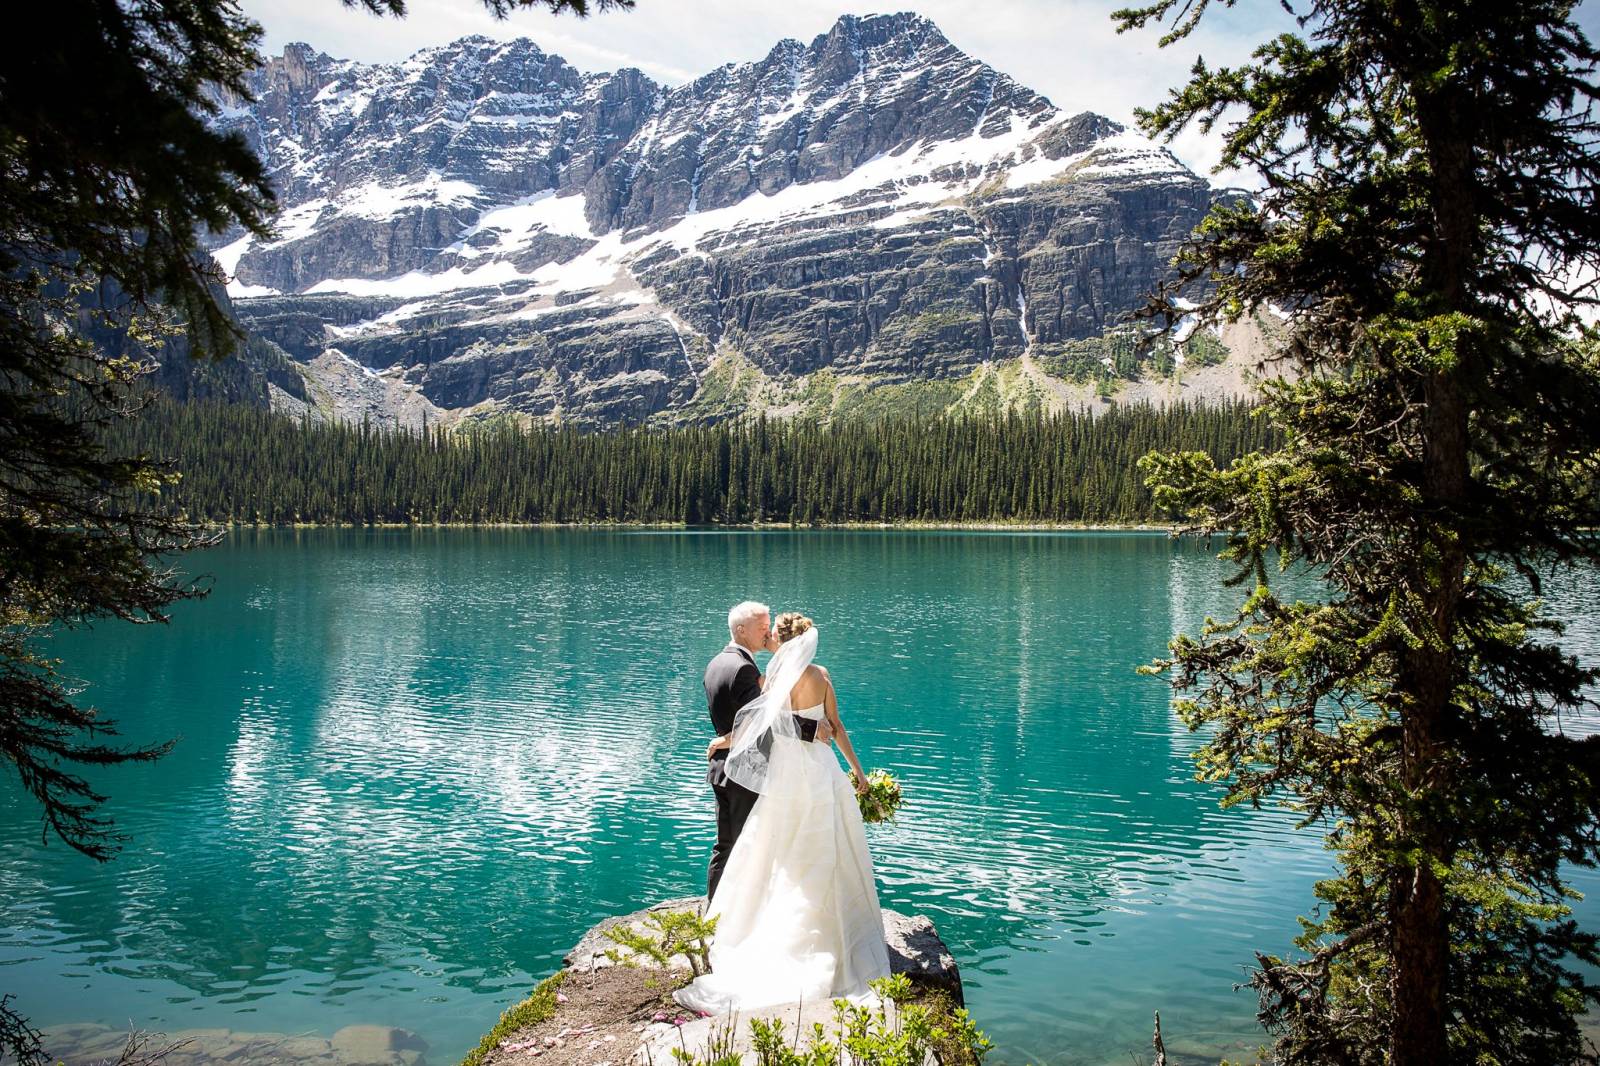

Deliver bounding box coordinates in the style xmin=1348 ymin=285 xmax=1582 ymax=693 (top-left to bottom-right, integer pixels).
xmin=0 ymin=530 xmax=1593 ymax=1066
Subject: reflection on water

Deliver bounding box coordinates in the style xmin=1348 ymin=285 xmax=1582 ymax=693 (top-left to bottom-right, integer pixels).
xmin=1 ymin=530 xmax=1595 ymax=1066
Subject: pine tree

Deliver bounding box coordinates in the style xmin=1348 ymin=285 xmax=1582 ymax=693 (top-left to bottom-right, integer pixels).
xmin=1122 ymin=0 xmax=1600 ymax=1060
xmin=1 ymin=0 xmax=274 ymax=857
xmin=0 ymin=1 xmax=632 ymax=1060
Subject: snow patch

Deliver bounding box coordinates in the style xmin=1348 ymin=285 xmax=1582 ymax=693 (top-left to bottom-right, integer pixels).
xmin=458 ymin=190 xmax=596 ymax=256
xmin=336 ymin=174 xmax=480 ymax=221
xmin=213 ymin=99 xmax=255 ymax=121
xmin=268 ymin=198 xmax=332 ymax=245
xmin=279 ymin=102 xmax=1197 ymax=307
xmin=213 ymin=233 xmax=281 ymax=296
xmin=1001 ymin=128 xmax=1187 ymax=190
xmin=312 ymin=83 xmax=372 ymax=117
xmin=211 ymin=235 xmax=252 ymax=277
xmin=1069 ymin=130 xmax=1189 ymax=181
xmin=527 ymin=237 xmax=628 ymax=290
xmin=306 ymin=259 xmax=537 ymax=298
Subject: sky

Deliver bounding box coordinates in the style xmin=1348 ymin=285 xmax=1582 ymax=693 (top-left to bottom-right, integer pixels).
xmin=239 ymin=0 xmax=1600 ymax=188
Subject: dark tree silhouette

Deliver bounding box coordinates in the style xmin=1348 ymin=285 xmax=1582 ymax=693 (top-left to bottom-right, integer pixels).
xmin=0 ymin=1 xmax=627 ymax=1060
xmin=1125 ymin=0 xmax=1600 ymax=1061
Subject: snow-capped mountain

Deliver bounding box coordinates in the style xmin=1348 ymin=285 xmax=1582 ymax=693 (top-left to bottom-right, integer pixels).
xmin=206 ymin=12 xmax=1233 ymax=426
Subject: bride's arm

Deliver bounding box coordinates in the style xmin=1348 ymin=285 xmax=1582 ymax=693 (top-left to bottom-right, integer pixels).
xmin=821 ymin=672 xmax=868 ymax=793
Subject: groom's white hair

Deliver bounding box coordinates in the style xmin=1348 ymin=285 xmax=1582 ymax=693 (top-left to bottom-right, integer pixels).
xmin=727 ymin=600 xmax=770 ymax=639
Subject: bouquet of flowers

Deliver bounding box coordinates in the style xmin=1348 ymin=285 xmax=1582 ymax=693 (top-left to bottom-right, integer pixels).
xmin=857 ymin=770 xmax=904 ymax=824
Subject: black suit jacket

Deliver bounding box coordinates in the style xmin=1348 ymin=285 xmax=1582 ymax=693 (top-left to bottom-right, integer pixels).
xmin=705 ymin=643 xmax=817 ymax=787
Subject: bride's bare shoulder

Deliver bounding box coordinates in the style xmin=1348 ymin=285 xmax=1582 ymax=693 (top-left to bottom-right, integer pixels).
xmin=793 ymin=663 xmax=831 ymax=696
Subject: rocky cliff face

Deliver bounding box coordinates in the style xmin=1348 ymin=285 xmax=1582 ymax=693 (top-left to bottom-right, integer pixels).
xmin=205 ymin=13 xmax=1240 ymax=428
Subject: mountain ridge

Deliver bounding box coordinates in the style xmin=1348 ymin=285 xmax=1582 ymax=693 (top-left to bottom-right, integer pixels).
xmin=199 ymin=11 xmax=1258 ymax=428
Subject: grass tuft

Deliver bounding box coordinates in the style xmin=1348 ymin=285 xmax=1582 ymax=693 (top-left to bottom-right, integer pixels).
xmin=459 ymin=970 xmax=566 ymax=1066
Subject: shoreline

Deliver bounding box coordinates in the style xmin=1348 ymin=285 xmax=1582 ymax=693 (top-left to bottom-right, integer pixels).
xmin=210 ymin=520 xmax=1190 ymax=533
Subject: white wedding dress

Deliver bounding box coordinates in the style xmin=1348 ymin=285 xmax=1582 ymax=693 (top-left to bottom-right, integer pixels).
xmin=675 ymin=700 xmax=891 ymax=1014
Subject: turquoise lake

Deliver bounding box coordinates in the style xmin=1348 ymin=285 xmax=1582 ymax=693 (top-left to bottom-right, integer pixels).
xmin=4 ymin=530 xmax=1598 ymax=1065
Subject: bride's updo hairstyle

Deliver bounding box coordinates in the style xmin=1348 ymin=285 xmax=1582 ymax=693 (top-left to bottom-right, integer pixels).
xmin=774 ymin=612 xmax=814 ymax=643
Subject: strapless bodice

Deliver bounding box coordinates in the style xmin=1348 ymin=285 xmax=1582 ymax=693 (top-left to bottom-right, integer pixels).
xmin=794 ymin=703 xmax=825 ymax=720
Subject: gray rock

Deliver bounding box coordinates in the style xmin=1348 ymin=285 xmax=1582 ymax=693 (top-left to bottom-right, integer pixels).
xmin=72 ymin=1027 xmax=142 ymax=1060
xmin=883 ymin=910 xmax=964 ymax=1007
xmin=38 ymin=1022 xmax=109 ymax=1043
xmin=329 ymin=1024 xmax=426 ymax=1066
xmin=272 ymin=1034 xmax=339 ymax=1060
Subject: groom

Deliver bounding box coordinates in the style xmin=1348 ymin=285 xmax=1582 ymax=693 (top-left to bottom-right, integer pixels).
xmin=703 ymin=600 xmax=833 ymax=899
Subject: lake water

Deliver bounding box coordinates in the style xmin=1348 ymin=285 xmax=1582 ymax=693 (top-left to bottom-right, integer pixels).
xmin=3 ymin=530 xmax=1598 ymax=1065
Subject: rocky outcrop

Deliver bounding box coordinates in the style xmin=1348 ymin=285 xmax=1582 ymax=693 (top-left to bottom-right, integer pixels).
xmin=565 ymin=896 xmax=963 ymax=1004
xmin=476 ymin=897 xmax=965 ymax=1066
xmin=196 ymin=13 xmax=1245 ymax=428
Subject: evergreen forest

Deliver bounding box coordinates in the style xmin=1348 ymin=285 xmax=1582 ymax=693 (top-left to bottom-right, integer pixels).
xmin=107 ymin=398 xmax=1275 ymax=526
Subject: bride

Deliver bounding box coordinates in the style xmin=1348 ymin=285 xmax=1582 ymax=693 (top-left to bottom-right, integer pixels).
xmin=675 ymin=612 xmax=891 ymax=1013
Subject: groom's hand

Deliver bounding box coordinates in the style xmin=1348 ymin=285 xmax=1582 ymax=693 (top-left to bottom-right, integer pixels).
xmin=815 ymin=719 xmax=834 ymax=745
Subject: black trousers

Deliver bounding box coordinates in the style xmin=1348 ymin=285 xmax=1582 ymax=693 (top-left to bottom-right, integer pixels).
xmin=707 ymin=777 xmax=759 ymax=900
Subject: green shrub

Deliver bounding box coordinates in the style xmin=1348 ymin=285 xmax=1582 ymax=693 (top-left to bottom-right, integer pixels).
xmin=604 ymin=908 xmax=718 ymax=976
xmin=670 ymin=975 xmax=992 ymax=1066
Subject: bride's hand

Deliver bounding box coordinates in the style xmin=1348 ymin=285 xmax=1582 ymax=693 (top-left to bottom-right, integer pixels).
xmin=707 ymin=734 xmax=730 ymax=760
xmin=853 ymin=770 xmax=869 ymax=795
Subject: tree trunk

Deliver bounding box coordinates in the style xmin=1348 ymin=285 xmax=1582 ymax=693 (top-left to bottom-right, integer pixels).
xmin=1388 ymin=371 xmax=1465 ymax=1065
xmin=1388 ymin=762 xmax=1450 ymax=1064
xmin=1389 ymin=71 xmax=1477 ymax=1064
